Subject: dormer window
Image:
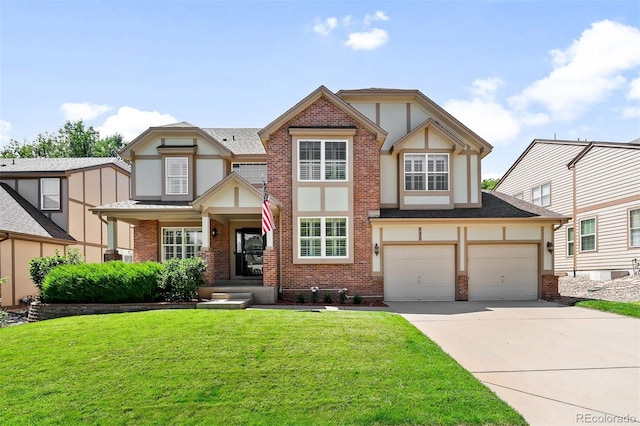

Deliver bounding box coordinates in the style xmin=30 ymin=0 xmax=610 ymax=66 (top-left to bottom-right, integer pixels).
xmin=404 ymin=153 xmax=449 ymax=191
xmin=165 ymin=157 xmax=188 ymax=195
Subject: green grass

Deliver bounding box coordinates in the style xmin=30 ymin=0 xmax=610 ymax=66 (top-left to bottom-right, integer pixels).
xmin=576 ymin=300 xmax=640 ymax=318
xmin=0 ymin=310 xmax=525 ymax=425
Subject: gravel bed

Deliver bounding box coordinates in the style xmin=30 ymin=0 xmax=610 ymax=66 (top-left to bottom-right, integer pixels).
xmin=559 ymin=274 xmax=640 ymax=303
xmin=0 ymin=310 xmax=29 ymax=327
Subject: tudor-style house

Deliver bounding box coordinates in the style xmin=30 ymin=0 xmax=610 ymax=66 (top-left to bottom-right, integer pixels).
xmin=93 ymin=86 xmax=567 ymax=303
xmin=495 ymin=139 xmax=640 ymax=279
xmin=0 ymin=158 xmax=133 ymax=307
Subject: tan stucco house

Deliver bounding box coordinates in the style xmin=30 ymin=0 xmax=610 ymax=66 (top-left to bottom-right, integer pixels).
xmin=495 ymin=139 xmax=640 ymax=279
xmin=93 ymin=86 xmax=566 ymax=303
xmin=0 ymin=158 xmax=133 ymax=307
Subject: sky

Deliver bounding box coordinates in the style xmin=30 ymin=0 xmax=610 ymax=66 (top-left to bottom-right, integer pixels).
xmin=1 ymin=0 xmax=639 ymax=179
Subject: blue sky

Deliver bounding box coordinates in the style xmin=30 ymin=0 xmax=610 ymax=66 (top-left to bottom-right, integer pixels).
xmin=1 ymin=0 xmax=639 ymax=178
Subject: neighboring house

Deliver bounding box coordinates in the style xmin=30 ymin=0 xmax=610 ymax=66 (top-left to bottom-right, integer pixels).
xmin=495 ymin=139 xmax=640 ymax=279
xmin=0 ymin=158 xmax=133 ymax=307
xmin=93 ymin=86 xmax=566 ymax=303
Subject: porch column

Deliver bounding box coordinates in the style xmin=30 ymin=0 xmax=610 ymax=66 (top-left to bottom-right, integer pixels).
xmin=201 ymin=215 xmax=210 ymax=249
xmin=104 ymin=217 xmax=122 ymax=262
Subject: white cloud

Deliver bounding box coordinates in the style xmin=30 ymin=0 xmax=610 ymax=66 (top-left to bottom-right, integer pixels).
xmin=470 ymin=77 xmax=504 ymax=99
xmin=509 ymin=20 xmax=640 ymax=121
xmin=345 ymin=28 xmax=388 ymax=51
xmin=313 ymin=17 xmax=338 ymax=37
xmin=97 ymin=107 xmax=176 ymax=141
xmin=627 ymin=74 xmax=640 ymax=99
xmin=0 ymin=120 xmax=11 ymax=144
xmin=445 ymin=98 xmax=520 ymax=146
xmin=61 ymin=102 xmax=112 ymax=121
xmin=364 ymin=10 xmax=389 ymax=26
xmin=622 ymin=106 xmax=640 ymax=118
xmin=520 ymin=112 xmax=551 ymax=126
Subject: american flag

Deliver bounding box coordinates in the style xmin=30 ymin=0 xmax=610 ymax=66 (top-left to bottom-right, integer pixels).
xmin=262 ymin=182 xmax=275 ymax=236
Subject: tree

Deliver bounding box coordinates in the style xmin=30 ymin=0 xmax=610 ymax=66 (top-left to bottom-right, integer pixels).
xmin=481 ymin=178 xmax=499 ymax=190
xmin=0 ymin=121 xmax=125 ymax=158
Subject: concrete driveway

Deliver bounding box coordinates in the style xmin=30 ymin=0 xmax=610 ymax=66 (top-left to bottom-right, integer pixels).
xmin=386 ymin=301 xmax=640 ymax=426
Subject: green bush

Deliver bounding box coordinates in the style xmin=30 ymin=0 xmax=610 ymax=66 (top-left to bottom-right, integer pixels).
xmin=353 ymin=294 xmax=363 ymax=305
xmin=295 ymin=293 xmax=306 ymax=303
xmin=41 ymin=262 xmax=163 ymax=303
xmin=323 ymin=292 xmax=333 ymax=304
xmin=157 ymin=258 xmax=206 ymax=302
xmin=29 ymin=248 xmax=84 ymax=291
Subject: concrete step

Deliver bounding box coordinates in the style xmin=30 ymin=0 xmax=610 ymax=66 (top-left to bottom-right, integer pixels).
xmin=211 ymin=292 xmax=254 ymax=303
xmin=196 ymin=299 xmax=250 ymax=309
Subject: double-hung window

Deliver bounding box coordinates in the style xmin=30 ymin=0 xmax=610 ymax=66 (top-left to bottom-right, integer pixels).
xmin=40 ymin=178 xmax=60 ymax=210
xmin=298 ymin=140 xmax=347 ymax=181
xmin=404 ymin=153 xmax=449 ymax=191
xmin=165 ymin=157 xmax=188 ymax=195
xmin=161 ymin=227 xmax=202 ymax=260
xmin=299 ymin=217 xmax=347 ymax=258
xmin=532 ymin=183 xmax=550 ymax=207
xmin=567 ymin=226 xmax=574 ymax=256
xmin=580 ymin=218 xmax=596 ymax=252
xmin=630 ymin=209 xmax=640 ymax=248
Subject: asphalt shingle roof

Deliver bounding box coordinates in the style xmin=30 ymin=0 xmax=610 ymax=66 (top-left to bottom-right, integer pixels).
xmin=93 ymin=200 xmax=193 ymax=210
xmin=202 ymin=128 xmax=265 ymax=155
xmin=0 ymin=183 xmax=75 ymax=241
xmin=379 ymin=191 xmax=566 ymax=219
xmin=0 ymin=157 xmax=130 ymax=173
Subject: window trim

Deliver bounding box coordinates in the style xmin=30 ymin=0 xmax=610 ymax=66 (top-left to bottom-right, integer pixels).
xmin=630 ymin=208 xmax=640 ymax=249
xmin=531 ymin=182 xmax=551 ymax=207
xmin=298 ymin=217 xmax=348 ymax=259
xmin=40 ymin=177 xmax=61 ymax=211
xmin=566 ymin=226 xmax=574 ymax=257
xmin=580 ymin=217 xmax=597 ymax=253
xmin=161 ymin=227 xmax=203 ymax=260
xmin=297 ymin=139 xmax=348 ymax=182
xmin=403 ymin=152 xmax=450 ymax=192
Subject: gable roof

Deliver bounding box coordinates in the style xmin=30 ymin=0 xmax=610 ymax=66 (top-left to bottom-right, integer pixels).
xmin=0 ymin=183 xmax=75 ymax=242
xmin=119 ymin=123 xmax=233 ymax=160
xmin=337 ymin=88 xmax=493 ymax=156
xmin=258 ymin=85 xmax=387 ymax=145
xmin=567 ymin=140 xmax=640 ymax=169
xmin=378 ymin=191 xmax=567 ymax=220
xmin=0 ymin=157 xmax=130 ymax=175
xmin=391 ymin=118 xmax=466 ymax=154
xmin=496 ymin=139 xmax=636 ymax=187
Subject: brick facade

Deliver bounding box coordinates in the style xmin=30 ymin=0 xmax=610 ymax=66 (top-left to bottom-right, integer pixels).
xmin=541 ymin=274 xmax=559 ymax=300
xmin=134 ymin=220 xmax=159 ymax=262
xmin=267 ymin=96 xmax=381 ymax=298
xmin=457 ymin=275 xmax=469 ymax=301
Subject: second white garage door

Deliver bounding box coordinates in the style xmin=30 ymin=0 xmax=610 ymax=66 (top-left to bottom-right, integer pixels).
xmin=384 ymin=245 xmax=455 ymax=301
xmin=468 ymin=244 xmax=538 ymax=301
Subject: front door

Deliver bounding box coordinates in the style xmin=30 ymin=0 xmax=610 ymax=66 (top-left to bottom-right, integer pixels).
xmin=235 ymin=229 xmax=263 ymax=277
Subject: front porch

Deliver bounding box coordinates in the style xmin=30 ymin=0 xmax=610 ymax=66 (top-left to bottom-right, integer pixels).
xmin=198 ymin=280 xmax=278 ymax=304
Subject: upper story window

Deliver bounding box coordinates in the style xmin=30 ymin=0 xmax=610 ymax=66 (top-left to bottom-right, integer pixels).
xmin=567 ymin=226 xmax=574 ymax=256
xmin=40 ymin=178 xmax=60 ymax=210
xmin=630 ymin=209 xmax=640 ymax=248
xmin=298 ymin=139 xmax=347 ymax=181
xmin=232 ymin=163 xmax=266 ymax=184
xmin=404 ymin=153 xmax=449 ymax=191
xmin=580 ymin=218 xmax=596 ymax=252
xmin=165 ymin=157 xmax=188 ymax=195
xmin=531 ymin=183 xmax=550 ymax=207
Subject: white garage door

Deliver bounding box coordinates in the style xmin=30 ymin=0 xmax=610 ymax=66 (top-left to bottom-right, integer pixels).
xmin=384 ymin=245 xmax=455 ymax=301
xmin=468 ymin=244 xmax=538 ymax=301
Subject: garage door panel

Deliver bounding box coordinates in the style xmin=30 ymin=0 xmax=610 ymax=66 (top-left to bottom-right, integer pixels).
xmin=384 ymin=245 xmax=455 ymax=301
xmin=469 ymin=244 xmax=538 ymax=301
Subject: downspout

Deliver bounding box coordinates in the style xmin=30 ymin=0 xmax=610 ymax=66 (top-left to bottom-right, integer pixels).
xmin=571 ymin=164 xmax=577 ymax=277
xmin=278 ymin=210 xmax=283 ymax=299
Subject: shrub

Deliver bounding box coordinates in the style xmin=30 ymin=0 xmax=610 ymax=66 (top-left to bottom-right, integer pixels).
xmin=157 ymin=258 xmax=206 ymax=302
xmin=339 ymin=288 xmax=347 ymax=304
xmin=41 ymin=261 xmax=163 ymax=303
xmin=310 ymin=286 xmax=319 ymax=303
xmin=323 ymin=293 xmax=333 ymax=304
xmin=353 ymin=294 xmax=363 ymax=305
xmin=29 ymin=248 xmax=85 ymax=291
xmin=296 ymin=293 xmax=306 ymax=303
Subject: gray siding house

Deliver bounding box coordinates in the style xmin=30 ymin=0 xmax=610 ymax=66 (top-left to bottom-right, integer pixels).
xmin=495 ymin=139 xmax=640 ymax=279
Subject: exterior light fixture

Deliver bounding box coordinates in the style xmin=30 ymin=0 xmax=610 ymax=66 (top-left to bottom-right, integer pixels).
xmin=546 ymin=241 xmax=554 ymax=254
xmin=374 ymin=243 xmax=380 ymax=256
xmin=212 ymin=227 xmax=217 ymax=238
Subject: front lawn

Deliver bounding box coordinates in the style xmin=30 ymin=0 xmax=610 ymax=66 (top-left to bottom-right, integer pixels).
xmin=576 ymin=300 xmax=640 ymax=318
xmin=0 ymin=310 xmax=524 ymax=425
